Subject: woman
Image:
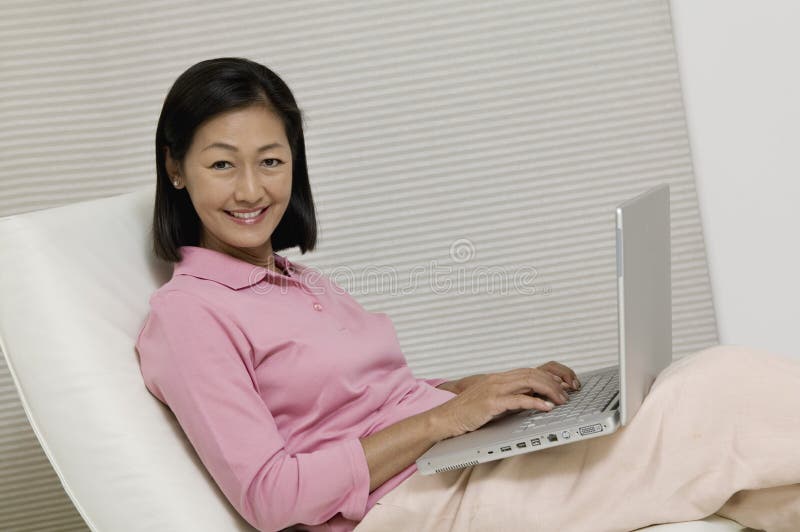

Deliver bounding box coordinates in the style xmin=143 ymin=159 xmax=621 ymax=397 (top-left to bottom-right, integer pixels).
xmin=135 ymin=57 xmax=800 ymax=532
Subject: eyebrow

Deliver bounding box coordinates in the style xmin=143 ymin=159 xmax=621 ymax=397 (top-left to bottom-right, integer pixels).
xmin=201 ymin=142 xmax=285 ymax=152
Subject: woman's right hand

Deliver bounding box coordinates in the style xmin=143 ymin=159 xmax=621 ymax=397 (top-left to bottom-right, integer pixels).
xmin=432 ymin=367 xmax=571 ymax=439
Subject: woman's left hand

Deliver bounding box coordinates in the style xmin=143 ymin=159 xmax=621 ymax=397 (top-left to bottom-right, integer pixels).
xmin=450 ymin=361 xmax=580 ymax=395
xmin=448 ymin=373 xmax=488 ymax=394
xmin=537 ymin=360 xmax=581 ymax=391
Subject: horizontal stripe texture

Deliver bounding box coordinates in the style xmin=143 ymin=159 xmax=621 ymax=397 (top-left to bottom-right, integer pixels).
xmin=0 ymin=0 xmax=717 ymax=530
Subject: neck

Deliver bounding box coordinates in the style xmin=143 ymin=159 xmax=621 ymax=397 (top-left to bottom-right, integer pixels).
xmin=198 ymin=233 xmax=278 ymax=272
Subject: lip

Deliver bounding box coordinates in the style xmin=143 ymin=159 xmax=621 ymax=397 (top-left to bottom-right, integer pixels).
xmin=225 ymin=206 xmax=269 ymax=225
xmin=227 ymin=207 xmax=267 ymax=214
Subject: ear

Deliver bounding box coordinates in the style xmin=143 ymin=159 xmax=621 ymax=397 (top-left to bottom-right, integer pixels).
xmin=164 ymin=146 xmax=180 ymax=179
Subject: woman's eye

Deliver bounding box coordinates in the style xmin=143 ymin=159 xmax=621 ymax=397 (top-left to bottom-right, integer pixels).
xmin=211 ymin=159 xmax=281 ymax=170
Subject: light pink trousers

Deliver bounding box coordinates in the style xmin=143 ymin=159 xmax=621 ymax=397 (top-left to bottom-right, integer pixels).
xmin=354 ymin=345 xmax=800 ymax=532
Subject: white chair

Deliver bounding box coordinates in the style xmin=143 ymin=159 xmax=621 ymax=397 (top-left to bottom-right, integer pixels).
xmin=0 ymin=185 xmax=748 ymax=531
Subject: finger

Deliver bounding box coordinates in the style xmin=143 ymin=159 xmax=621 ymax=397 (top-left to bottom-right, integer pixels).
xmin=502 ymin=369 xmax=569 ymax=404
xmin=532 ymin=370 xmax=569 ymax=404
xmin=551 ymin=373 xmax=576 ymax=392
xmin=539 ymin=362 xmax=577 ymax=389
xmin=539 ymin=366 xmax=574 ymax=389
xmin=536 ymin=365 xmax=565 ymax=385
xmin=503 ymin=370 xmax=567 ymax=405
xmin=512 ymin=394 xmax=554 ymax=413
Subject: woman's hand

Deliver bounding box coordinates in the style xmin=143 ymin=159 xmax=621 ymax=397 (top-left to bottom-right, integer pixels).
xmin=537 ymin=360 xmax=581 ymax=391
xmin=445 ymin=361 xmax=581 ymax=395
xmin=446 ymin=374 xmax=487 ymax=394
xmin=431 ymin=367 xmax=572 ymax=439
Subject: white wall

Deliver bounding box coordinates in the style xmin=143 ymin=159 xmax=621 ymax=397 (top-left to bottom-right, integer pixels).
xmin=670 ymin=0 xmax=800 ymax=359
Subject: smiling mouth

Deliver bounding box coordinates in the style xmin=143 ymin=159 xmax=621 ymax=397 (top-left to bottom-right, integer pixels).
xmin=225 ymin=207 xmax=268 ymax=220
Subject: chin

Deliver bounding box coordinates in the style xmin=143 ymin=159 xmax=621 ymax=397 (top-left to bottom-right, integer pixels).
xmin=227 ymin=236 xmax=272 ymax=249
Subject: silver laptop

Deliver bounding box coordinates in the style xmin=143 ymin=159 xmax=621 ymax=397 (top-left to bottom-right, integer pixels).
xmin=416 ymin=183 xmax=673 ymax=475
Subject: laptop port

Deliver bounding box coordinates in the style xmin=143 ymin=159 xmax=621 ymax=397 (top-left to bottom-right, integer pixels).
xmin=579 ymin=423 xmax=603 ymax=436
xmin=516 ymin=442 xmax=527 ymax=448
xmin=500 ymin=446 xmax=512 ymax=452
xmin=530 ymin=438 xmax=541 ymax=446
xmin=547 ymin=433 xmax=558 ymax=442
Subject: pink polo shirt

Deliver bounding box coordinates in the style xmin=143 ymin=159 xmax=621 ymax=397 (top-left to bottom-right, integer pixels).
xmin=135 ymin=245 xmax=456 ymax=532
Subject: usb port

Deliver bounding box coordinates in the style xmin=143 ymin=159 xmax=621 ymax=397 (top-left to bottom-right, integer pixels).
xmin=500 ymin=446 xmax=512 ymax=452
xmin=516 ymin=442 xmax=527 ymax=448
xmin=530 ymin=438 xmax=541 ymax=446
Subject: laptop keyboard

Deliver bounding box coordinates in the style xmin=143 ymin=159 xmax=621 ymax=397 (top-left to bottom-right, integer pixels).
xmin=514 ymin=368 xmax=619 ymax=431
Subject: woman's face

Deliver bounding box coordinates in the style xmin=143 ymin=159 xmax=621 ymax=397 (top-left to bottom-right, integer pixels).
xmin=166 ymin=104 xmax=293 ymax=266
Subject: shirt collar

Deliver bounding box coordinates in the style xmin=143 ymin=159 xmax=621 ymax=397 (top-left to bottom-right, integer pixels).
xmin=174 ymin=245 xmax=299 ymax=290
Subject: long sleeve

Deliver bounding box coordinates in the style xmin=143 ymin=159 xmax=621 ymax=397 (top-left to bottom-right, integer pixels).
xmin=420 ymin=377 xmax=449 ymax=389
xmin=135 ymin=290 xmax=370 ymax=532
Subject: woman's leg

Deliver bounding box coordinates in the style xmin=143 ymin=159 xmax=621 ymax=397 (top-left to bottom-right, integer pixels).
xmin=355 ymin=345 xmax=800 ymax=532
xmin=715 ymin=484 xmax=800 ymax=532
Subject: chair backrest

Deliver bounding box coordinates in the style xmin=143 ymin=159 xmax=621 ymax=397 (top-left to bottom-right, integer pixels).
xmin=0 ymin=185 xmax=262 ymax=531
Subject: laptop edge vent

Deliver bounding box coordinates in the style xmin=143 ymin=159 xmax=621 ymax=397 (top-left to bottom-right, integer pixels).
xmin=435 ymin=460 xmax=480 ymax=473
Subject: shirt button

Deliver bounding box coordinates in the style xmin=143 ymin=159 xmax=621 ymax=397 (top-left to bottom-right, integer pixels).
xmin=313 ymin=302 xmax=323 ymax=311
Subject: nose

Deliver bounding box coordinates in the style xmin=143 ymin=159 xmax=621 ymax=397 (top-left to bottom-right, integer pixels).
xmin=234 ymin=164 xmax=265 ymax=203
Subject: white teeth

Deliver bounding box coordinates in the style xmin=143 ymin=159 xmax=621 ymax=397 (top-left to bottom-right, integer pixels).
xmin=229 ymin=208 xmax=265 ymax=219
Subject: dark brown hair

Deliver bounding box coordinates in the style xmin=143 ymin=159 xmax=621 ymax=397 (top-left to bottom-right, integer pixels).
xmin=152 ymin=57 xmax=317 ymax=263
